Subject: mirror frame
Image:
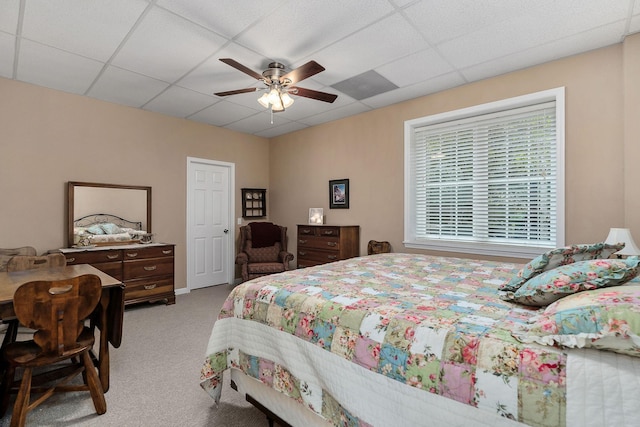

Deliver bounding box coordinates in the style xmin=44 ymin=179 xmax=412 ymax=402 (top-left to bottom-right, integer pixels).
xmin=67 ymin=181 xmax=152 ymax=248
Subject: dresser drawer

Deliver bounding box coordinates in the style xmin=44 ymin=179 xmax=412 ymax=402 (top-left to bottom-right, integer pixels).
xmin=123 ymin=245 xmax=174 ymax=260
xmin=298 ymin=236 xmax=340 ymax=251
xmin=88 ymin=262 xmax=123 ymax=281
xmin=298 ymin=226 xmax=341 ymax=237
xmin=297 ymin=248 xmax=340 ymax=264
xmin=124 ymin=277 xmax=174 ymax=300
xmin=65 ymin=250 xmax=122 ymax=265
xmin=123 ymin=257 xmax=174 ymax=280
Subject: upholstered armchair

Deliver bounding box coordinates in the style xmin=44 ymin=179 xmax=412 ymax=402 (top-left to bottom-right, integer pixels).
xmin=236 ymin=222 xmax=294 ymax=282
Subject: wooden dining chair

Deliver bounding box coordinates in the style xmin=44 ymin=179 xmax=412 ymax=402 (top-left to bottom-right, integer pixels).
xmin=2 ymin=254 xmax=68 ymax=348
xmin=0 ymin=274 xmax=106 ymax=427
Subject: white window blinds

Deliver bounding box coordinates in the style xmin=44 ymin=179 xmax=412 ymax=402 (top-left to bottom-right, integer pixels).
xmin=405 ymin=88 xmax=564 ymax=257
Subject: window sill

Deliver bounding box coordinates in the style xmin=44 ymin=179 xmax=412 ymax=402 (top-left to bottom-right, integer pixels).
xmin=403 ymin=239 xmax=554 ymax=259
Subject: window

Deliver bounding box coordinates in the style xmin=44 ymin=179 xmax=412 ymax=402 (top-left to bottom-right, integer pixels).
xmin=404 ymin=88 xmax=564 ymax=258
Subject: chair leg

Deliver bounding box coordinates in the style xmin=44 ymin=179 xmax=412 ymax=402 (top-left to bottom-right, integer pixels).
xmin=11 ymin=366 xmax=32 ymax=427
xmin=82 ymin=350 xmax=106 ymax=415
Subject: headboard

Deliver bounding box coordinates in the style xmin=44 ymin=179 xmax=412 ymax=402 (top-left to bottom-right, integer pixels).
xmin=73 ymin=213 xmax=143 ymax=230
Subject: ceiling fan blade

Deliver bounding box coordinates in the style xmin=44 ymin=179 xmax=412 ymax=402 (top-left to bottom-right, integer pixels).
xmin=282 ymin=61 xmax=325 ymax=85
xmin=219 ymin=58 xmax=264 ymax=80
xmin=291 ymin=87 xmax=338 ymax=103
xmin=214 ymin=87 xmax=259 ymax=97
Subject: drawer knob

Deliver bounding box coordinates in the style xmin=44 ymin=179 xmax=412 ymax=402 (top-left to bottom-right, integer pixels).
xmin=323 ymin=230 xmax=334 ymax=235
xmin=299 ymin=251 xmax=307 ymax=256
xmin=301 ymin=229 xmax=312 ymax=234
xmin=107 ymin=254 xmax=119 ymax=259
xmin=327 ymin=242 xmax=337 ymax=247
xmin=67 ymin=257 xmax=75 ymax=263
xmin=162 ymin=250 xmax=172 ymax=255
xmin=327 ymin=255 xmax=337 ymax=260
xmin=144 ymin=284 xmax=157 ymax=290
xmin=299 ymin=239 xmax=307 ymax=244
xmin=143 ymin=265 xmax=157 ymax=271
xmin=126 ymin=252 xmax=138 ymax=258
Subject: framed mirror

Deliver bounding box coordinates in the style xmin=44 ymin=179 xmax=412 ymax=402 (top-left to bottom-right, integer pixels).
xmin=67 ymin=181 xmax=152 ymax=248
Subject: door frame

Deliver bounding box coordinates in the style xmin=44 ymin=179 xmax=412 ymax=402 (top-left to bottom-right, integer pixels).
xmin=186 ymin=157 xmax=235 ymax=291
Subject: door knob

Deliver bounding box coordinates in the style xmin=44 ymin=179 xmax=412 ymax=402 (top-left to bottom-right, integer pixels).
xmin=223 ymin=229 xmax=229 ymax=233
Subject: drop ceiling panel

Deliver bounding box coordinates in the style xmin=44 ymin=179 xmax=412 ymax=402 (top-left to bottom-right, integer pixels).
xmin=88 ymin=66 xmax=170 ymax=107
xmin=404 ymin=0 xmax=529 ymax=45
xmin=189 ymin=100 xmax=259 ymax=127
xmin=0 ymin=33 xmax=14 ymax=78
xmin=0 ymin=0 xmax=19 ymax=34
xmin=255 ymin=120 xmax=309 ymax=138
xmin=17 ymin=39 xmax=103 ymax=94
xmin=22 ymin=0 xmax=149 ymax=62
xmin=235 ymin=0 xmax=395 ymax=64
xmin=376 ymin=48 xmax=455 ymax=87
xmin=362 ymin=72 xmax=466 ymax=110
xmin=310 ymin=14 xmax=428 ymax=87
xmin=462 ymin=22 xmax=628 ymax=83
xmin=144 ymin=85 xmax=218 ymax=117
xmin=298 ymin=102 xmax=372 ymax=127
xmin=225 ymin=110 xmax=289 ymax=134
xmin=179 ymin=43 xmax=270 ymax=96
xmin=111 ymin=7 xmax=226 ymax=82
xmin=157 ymin=0 xmax=286 ymax=39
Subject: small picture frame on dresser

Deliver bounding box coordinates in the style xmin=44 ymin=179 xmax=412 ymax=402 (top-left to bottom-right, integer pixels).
xmin=309 ymin=208 xmax=324 ymax=224
xmin=329 ymin=179 xmax=349 ymax=209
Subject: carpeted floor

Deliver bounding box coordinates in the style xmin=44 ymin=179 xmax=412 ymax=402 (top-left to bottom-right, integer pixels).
xmin=0 ymin=285 xmax=272 ymax=426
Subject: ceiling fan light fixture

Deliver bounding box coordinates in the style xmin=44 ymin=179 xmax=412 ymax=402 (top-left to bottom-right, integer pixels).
xmin=257 ymin=92 xmax=270 ymax=108
xmin=257 ymin=87 xmax=294 ymax=112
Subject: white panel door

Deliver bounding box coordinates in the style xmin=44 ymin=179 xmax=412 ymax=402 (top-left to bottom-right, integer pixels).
xmin=187 ymin=158 xmax=234 ymax=289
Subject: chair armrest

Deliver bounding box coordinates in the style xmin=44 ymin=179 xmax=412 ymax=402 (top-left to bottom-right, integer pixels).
xmin=279 ymin=251 xmax=294 ymax=269
xmin=235 ymin=252 xmax=248 ymax=265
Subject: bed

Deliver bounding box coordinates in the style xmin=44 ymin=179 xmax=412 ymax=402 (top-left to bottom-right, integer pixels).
xmin=200 ymin=250 xmax=640 ymax=427
xmin=72 ymin=213 xmax=153 ymax=246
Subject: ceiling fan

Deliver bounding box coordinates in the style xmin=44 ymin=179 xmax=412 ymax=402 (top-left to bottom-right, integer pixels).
xmin=214 ymin=58 xmax=338 ymax=113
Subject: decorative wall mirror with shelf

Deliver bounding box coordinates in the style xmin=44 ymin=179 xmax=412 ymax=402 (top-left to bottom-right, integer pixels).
xmin=67 ymin=181 xmax=152 ymax=248
xmin=242 ymin=188 xmax=266 ymax=218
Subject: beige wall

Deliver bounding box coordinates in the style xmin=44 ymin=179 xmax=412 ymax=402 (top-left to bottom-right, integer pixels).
xmin=270 ymin=36 xmax=639 ymax=264
xmin=2 ymin=33 xmax=639 ymax=288
xmin=0 ymin=78 xmax=269 ymax=290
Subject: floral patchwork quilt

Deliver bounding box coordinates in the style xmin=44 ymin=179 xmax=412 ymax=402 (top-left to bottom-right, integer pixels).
xmin=200 ymin=253 xmax=569 ymax=427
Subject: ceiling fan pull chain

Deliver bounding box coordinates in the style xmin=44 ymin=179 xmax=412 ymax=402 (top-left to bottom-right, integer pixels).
xmin=270 ymin=108 xmax=274 ymax=125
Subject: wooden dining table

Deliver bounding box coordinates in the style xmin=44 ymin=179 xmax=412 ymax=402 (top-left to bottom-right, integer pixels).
xmin=0 ymin=264 xmax=124 ymax=392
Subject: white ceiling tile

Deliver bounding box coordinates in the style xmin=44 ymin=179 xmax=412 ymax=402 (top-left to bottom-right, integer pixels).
xmin=376 ymin=48 xmax=454 ymax=87
xmin=255 ymin=121 xmax=309 ymax=138
xmin=298 ymin=102 xmax=372 ymax=127
xmin=225 ymin=109 xmax=288 ymax=135
xmin=362 ymin=72 xmax=466 ymax=109
xmin=17 ymin=39 xmax=103 ymax=94
xmin=461 ymin=22 xmax=629 ymax=83
xmin=0 ymin=32 xmax=15 ymax=78
xmin=405 ymin=0 xmax=530 ymax=45
xmin=235 ymin=0 xmax=395 ymax=64
xmin=189 ymin=100 xmax=259 ymax=127
xmin=143 ymin=85 xmax=217 ymax=117
xmin=178 ymin=43 xmax=270 ymax=96
xmin=111 ymin=7 xmax=226 ymax=82
xmin=87 ymin=66 xmax=169 ymax=108
xmin=311 ymin=14 xmax=427 ymax=86
xmin=157 ymin=0 xmax=286 ymax=39
xmin=22 ymin=0 xmax=148 ymax=62
xmin=0 ymin=0 xmax=20 ymax=34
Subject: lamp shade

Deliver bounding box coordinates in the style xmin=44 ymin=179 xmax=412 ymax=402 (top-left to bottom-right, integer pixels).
xmin=604 ymin=228 xmax=640 ymax=255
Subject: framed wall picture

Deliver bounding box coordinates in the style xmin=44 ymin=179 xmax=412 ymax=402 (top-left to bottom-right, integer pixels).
xmin=329 ymin=179 xmax=349 ymax=209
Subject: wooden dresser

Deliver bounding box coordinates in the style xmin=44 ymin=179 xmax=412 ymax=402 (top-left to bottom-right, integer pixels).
xmin=297 ymin=225 xmax=360 ymax=268
xmin=61 ymin=243 xmax=175 ymax=306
